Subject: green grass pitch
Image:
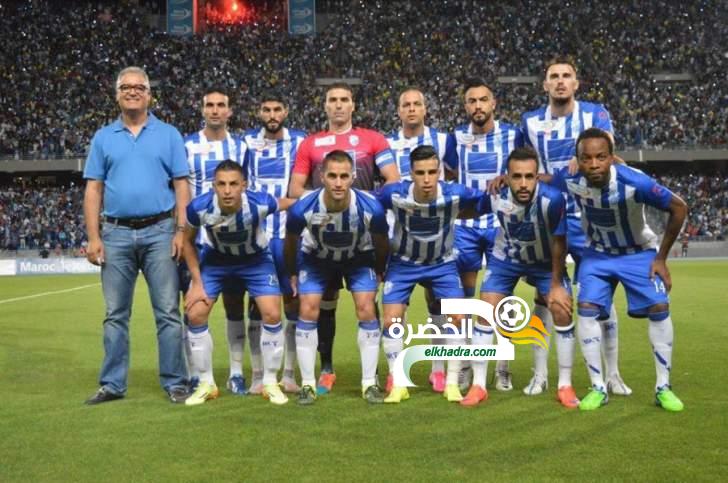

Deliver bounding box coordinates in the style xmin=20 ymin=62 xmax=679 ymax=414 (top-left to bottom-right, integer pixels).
xmin=2 ymin=261 xmax=727 ymax=481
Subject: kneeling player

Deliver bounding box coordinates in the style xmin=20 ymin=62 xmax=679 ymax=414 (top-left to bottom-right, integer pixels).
xmin=284 ymin=150 xmax=389 ymax=405
xmin=549 ymin=128 xmax=687 ymax=411
xmin=465 ymin=147 xmax=578 ymax=408
xmin=182 ymin=161 xmax=295 ymax=406
xmin=377 ymin=145 xmax=490 ymax=404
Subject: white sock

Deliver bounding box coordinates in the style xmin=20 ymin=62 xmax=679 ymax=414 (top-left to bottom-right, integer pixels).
xmin=578 ymin=310 xmax=605 ymax=391
xmin=226 ymin=318 xmax=245 ymax=377
xmin=496 ymin=359 xmax=510 ymax=374
xmin=283 ymin=317 xmax=297 ymax=379
xmin=554 ymin=322 xmax=576 ymax=388
xmin=648 ymin=313 xmax=674 ymax=390
xmin=444 ymin=336 xmax=461 ymax=386
xmin=382 ymin=327 xmax=403 ymax=374
xmin=531 ymin=303 xmax=553 ymax=378
xmin=188 ymin=324 xmax=215 ymax=385
xmin=601 ymin=304 xmax=620 ymax=377
xmin=358 ymin=320 xmax=381 ymax=388
xmin=260 ymin=322 xmax=284 ymax=385
xmin=472 ymin=323 xmax=494 ymax=388
xmin=248 ymin=318 xmax=262 ymax=380
xmin=429 ymin=313 xmax=446 ymax=373
xmin=295 ymin=319 xmax=318 ymax=388
xmin=183 ymin=323 xmax=196 ymax=380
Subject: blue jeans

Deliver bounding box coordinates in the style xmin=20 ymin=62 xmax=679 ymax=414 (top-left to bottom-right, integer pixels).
xmin=98 ymin=217 xmax=187 ymax=394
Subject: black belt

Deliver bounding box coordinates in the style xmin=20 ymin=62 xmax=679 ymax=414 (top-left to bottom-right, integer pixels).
xmin=105 ymin=210 xmax=173 ymax=229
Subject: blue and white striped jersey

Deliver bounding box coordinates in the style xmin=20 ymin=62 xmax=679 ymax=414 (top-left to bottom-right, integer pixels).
xmin=487 ymin=183 xmax=567 ymax=265
xmin=186 ymin=190 xmax=278 ymax=264
xmin=286 ymin=188 xmax=388 ymax=262
xmin=552 ymin=164 xmax=673 ymax=255
xmin=452 ymin=121 xmax=523 ymax=229
xmin=386 ymin=126 xmax=457 ymax=181
xmin=244 ymin=127 xmax=306 ymax=240
xmin=378 ymin=180 xmax=488 ymax=265
xmin=184 ymin=130 xmax=247 ymax=197
xmin=521 ymin=101 xmax=614 ymax=247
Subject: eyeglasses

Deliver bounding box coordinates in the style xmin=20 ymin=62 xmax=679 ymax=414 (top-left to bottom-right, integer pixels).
xmin=118 ymin=84 xmax=149 ymax=93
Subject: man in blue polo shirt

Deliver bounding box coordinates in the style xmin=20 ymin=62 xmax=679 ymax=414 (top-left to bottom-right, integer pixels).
xmin=83 ymin=66 xmax=191 ymax=405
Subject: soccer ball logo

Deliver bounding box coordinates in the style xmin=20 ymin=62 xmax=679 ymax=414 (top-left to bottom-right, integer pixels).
xmin=494 ymin=296 xmax=531 ymax=333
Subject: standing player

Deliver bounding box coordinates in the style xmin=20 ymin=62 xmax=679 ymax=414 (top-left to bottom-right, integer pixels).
xmin=244 ymin=92 xmax=306 ymax=394
xmin=452 ymin=79 xmax=523 ymax=391
xmin=386 ymin=87 xmax=457 ymax=392
xmin=284 ymin=150 xmax=389 ymax=405
xmin=183 ymin=86 xmax=249 ymax=395
xmin=462 ymin=146 xmax=578 ymax=408
xmin=182 ymin=161 xmax=295 ymax=406
xmin=549 ymin=128 xmax=687 ymax=411
xmin=289 ymin=82 xmax=399 ymax=393
xmin=521 ymin=56 xmax=630 ymax=397
xmin=377 ymin=145 xmax=490 ymax=404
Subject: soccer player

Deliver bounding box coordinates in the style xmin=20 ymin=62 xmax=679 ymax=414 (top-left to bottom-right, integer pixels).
xmin=461 ymin=146 xmax=578 ymax=408
xmin=549 ymin=128 xmax=687 ymax=411
xmin=182 ymin=160 xmax=295 ymax=406
xmin=284 ymin=150 xmax=389 ymax=405
xmin=386 ymin=87 xmax=457 ymax=392
xmin=244 ymin=92 xmax=307 ymax=394
xmin=289 ymin=82 xmax=399 ymax=393
xmin=520 ymin=56 xmax=631 ymax=397
xmin=452 ymin=79 xmax=523 ymax=391
xmin=183 ymin=86 xmax=249 ymax=395
xmin=377 ymin=145 xmax=490 ymax=404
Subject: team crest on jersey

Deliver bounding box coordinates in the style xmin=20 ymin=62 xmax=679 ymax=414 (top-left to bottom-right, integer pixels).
xmin=249 ymin=138 xmax=266 ymax=150
xmin=349 ymin=134 xmax=360 ymax=146
xmin=310 ymin=213 xmax=333 ymax=225
xmin=456 ymin=132 xmax=475 ymax=145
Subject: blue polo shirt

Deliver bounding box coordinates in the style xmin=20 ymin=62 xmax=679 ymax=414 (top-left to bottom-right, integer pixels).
xmin=84 ymin=112 xmax=189 ymax=218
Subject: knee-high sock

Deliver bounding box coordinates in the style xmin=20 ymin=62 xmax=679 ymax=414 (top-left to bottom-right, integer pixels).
xmin=358 ymin=320 xmax=381 ymax=388
xmin=295 ymin=319 xmax=318 ymax=388
xmin=247 ymin=317 xmax=263 ymax=378
xmin=445 ymin=335 xmax=462 ymax=386
xmin=554 ymin=322 xmax=576 ymax=388
xmin=472 ymin=323 xmax=494 ymax=388
xmin=260 ymin=322 xmax=284 ymax=385
xmin=226 ymin=318 xmax=245 ymax=377
xmin=648 ymin=312 xmax=674 ymax=390
xmin=601 ymin=304 xmax=620 ymax=377
xmin=429 ymin=310 xmax=446 ymax=374
xmin=578 ymin=309 xmax=605 ymax=391
xmin=532 ymin=303 xmax=553 ymax=378
xmin=283 ymin=313 xmax=297 ymax=378
xmin=317 ymin=299 xmax=337 ymax=372
xmin=382 ymin=326 xmax=403 ymax=374
xmin=188 ymin=324 xmax=214 ymax=385
xmin=183 ymin=318 xmax=195 ymax=379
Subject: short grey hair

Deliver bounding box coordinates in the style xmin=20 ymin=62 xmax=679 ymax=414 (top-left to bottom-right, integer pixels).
xmin=115 ymin=66 xmax=150 ymax=91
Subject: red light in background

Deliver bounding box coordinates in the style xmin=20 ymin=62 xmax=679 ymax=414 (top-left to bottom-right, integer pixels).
xmin=205 ymin=0 xmax=248 ymax=24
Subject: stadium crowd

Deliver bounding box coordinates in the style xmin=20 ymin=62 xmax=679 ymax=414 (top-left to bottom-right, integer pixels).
xmin=0 ymin=0 xmax=726 ymax=159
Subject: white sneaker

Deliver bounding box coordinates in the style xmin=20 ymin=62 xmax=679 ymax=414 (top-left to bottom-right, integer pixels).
xmin=606 ymin=373 xmax=633 ymax=396
xmin=523 ymin=374 xmax=548 ymax=396
xmin=494 ymin=370 xmax=513 ymax=391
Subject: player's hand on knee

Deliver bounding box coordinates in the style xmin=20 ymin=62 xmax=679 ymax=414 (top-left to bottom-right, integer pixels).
xmin=87 ymin=239 xmax=105 ymax=266
xmin=184 ymin=282 xmax=211 ymax=312
xmin=649 ymin=258 xmax=672 ymax=292
xmin=547 ymin=285 xmax=572 ymax=316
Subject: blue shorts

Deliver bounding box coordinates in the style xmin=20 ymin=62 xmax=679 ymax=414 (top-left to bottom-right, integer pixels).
xmin=269 ymin=238 xmax=293 ymax=296
xmin=298 ymin=254 xmax=377 ymax=295
xmin=201 ymin=252 xmax=281 ymax=300
xmin=454 ymin=225 xmax=498 ymax=273
xmin=383 ymin=259 xmax=464 ymax=304
xmin=578 ymin=248 xmax=669 ymax=318
xmin=481 ymin=258 xmax=571 ymax=297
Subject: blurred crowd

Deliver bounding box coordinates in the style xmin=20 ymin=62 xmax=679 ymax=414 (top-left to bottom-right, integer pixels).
xmin=0 ymin=184 xmax=88 ymax=253
xmin=1 ymin=0 xmax=726 ymax=159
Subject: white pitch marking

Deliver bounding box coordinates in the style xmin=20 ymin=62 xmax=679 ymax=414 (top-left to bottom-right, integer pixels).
xmin=0 ymin=283 xmax=100 ymax=305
